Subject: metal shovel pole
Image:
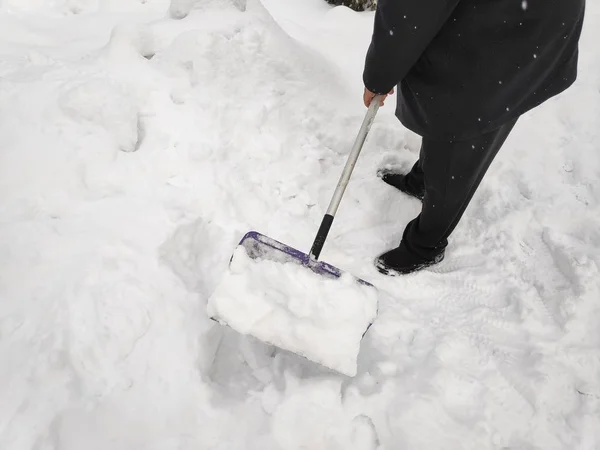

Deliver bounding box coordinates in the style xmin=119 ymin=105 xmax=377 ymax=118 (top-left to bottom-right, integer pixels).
xmin=309 ymin=96 xmax=382 ymax=260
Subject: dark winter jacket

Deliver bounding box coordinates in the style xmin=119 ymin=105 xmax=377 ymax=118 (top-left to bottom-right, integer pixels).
xmin=363 ymin=0 xmax=586 ymax=141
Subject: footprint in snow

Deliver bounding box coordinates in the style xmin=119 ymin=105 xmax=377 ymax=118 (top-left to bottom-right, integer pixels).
xmin=351 ymin=415 xmax=380 ymax=450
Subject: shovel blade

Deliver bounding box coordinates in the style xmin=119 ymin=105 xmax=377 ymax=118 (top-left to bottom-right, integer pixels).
xmin=207 ymin=231 xmax=378 ymax=377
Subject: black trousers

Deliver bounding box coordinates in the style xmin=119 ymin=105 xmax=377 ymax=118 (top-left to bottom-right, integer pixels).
xmin=400 ymin=118 xmax=518 ymax=261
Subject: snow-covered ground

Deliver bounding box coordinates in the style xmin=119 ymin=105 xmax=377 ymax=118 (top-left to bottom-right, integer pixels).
xmin=1 ymin=0 xmax=599 ymax=448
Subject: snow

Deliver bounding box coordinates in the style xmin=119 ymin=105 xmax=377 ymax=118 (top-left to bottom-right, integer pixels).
xmin=207 ymin=244 xmax=378 ymax=377
xmin=1 ymin=0 xmax=599 ymax=449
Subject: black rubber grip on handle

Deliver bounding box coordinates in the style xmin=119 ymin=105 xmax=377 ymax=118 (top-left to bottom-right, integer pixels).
xmin=309 ymin=214 xmax=334 ymax=260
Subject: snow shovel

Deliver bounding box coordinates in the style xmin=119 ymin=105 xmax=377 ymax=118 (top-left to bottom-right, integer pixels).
xmin=207 ymin=96 xmax=382 ymax=377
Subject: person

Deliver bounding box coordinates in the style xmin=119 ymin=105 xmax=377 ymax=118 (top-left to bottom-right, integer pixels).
xmin=362 ymin=0 xmax=586 ymax=276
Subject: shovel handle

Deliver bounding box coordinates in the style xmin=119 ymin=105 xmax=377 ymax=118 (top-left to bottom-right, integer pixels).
xmin=309 ymin=96 xmax=382 ymax=260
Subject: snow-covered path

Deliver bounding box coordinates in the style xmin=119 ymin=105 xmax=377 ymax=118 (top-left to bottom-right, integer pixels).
xmin=1 ymin=0 xmax=599 ymax=448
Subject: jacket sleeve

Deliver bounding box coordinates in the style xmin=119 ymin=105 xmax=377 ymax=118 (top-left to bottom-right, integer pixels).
xmin=363 ymin=0 xmax=460 ymax=95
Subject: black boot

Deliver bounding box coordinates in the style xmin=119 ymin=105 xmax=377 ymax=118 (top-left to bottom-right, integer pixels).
xmin=377 ymin=168 xmax=425 ymax=201
xmin=375 ymin=244 xmax=444 ymax=276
